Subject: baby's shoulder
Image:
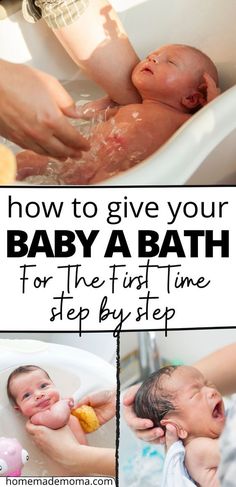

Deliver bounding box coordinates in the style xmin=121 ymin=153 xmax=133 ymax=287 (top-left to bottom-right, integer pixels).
xmin=185 ymin=437 xmax=220 ymax=468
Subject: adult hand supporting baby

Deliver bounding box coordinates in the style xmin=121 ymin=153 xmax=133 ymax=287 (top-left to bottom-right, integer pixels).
xmin=165 ymin=424 xmax=179 ymax=450
xmin=124 ymin=343 xmax=236 ymax=447
xmin=77 ymin=389 xmax=116 ymax=425
xmin=123 ymin=385 xmax=165 ymax=444
xmin=26 ymin=422 xmax=115 ymax=476
xmin=0 ymin=60 xmax=90 ymax=159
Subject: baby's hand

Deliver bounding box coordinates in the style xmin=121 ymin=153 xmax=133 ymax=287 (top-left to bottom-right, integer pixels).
xmin=67 ymin=398 xmax=74 ymax=409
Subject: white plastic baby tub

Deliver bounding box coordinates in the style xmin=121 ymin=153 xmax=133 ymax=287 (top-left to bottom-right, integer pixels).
xmin=0 ymin=0 xmax=235 ymax=184
xmin=0 ymin=339 xmax=116 ymax=476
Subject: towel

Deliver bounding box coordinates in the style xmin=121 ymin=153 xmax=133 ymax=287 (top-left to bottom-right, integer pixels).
xmin=161 ymin=440 xmax=196 ymax=487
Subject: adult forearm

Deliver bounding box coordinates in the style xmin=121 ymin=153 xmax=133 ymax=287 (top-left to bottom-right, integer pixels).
xmin=66 ymin=445 xmax=115 ymax=476
xmin=195 ymin=343 xmax=236 ymax=395
xmin=53 ymin=0 xmax=140 ymax=104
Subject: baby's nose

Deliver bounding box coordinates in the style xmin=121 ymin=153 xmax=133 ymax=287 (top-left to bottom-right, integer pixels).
xmin=206 ymin=386 xmax=217 ymax=398
xmin=148 ymin=54 xmax=160 ymax=64
xmin=35 ymin=389 xmax=44 ymax=399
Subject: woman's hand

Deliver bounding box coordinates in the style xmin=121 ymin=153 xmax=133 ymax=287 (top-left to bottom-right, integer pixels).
xmin=26 ymin=421 xmax=115 ymax=476
xmin=123 ymin=384 xmax=166 ymax=444
xmin=165 ymin=424 xmax=179 ymax=451
xmin=77 ymin=389 xmax=116 ymax=425
xmin=0 ymin=61 xmax=90 ymax=159
xmin=26 ymin=422 xmax=81 ymax=473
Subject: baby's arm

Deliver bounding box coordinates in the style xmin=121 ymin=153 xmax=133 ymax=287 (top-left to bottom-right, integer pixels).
xmin=87 ymin=106 xmax=157 ymax=183
xmin=68 ymin=415 xmax=88 ymax=446
xmin=31 ymin=399 xmax=72 ymax=430
xmin=185 ymin=437 xmax=220 ymax=487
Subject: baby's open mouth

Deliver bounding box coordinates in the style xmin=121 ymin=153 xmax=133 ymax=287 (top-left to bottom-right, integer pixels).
xmin=141 ymin=67 xmax=153 ymax=74
xmin=212 ymin=399 xmax=225 ymax=420
xmin=37 ymin=398 xmax=50 ymax=408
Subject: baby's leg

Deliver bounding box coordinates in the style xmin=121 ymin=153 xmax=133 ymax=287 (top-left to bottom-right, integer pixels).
xmin=16 ymin=151 xmax=49 ymax=180
xmin=68 ymin=415 xmax=88 ymax=445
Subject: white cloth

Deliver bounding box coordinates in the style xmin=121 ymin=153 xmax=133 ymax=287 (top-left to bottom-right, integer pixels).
xmin=161 ymin=440 xmax=196 ymax=487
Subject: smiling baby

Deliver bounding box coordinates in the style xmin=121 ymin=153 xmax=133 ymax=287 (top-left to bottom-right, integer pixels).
xmin=7 ymin=365 xmax=87 ymax=445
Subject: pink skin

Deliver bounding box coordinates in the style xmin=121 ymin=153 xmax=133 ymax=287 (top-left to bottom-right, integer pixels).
xmin=10 ymin=370 xmax=61 ymax=419
xmin=30 ymin=398 xmax=73 ymax=430
xmin=132 ymin=44 xmax=218 ymax=112
xmin=159 ymin=366 xmax=225 ymax=443
xmin=0 ymin=437 xmax=29 ymax=476
xmin=16 ymin=45 xmax=219 ymax=183
xmin=10 ymin=370 xmax=87 ymax=445
xmin=10 ymin=369 xmax=73 ymax=429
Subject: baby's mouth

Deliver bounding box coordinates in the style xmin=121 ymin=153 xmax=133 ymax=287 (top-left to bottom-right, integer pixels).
xmin=37 ymin=398 xmax=50 ymax=409
xmin=212 ymin=399 xmax=225 ymax=420
xmin=141 ymin=67 xmax=154 ymax=75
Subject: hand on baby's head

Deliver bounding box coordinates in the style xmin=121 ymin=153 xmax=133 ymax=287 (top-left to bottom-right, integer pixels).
xmin=134 ymin=365 xmax=225 ymax=444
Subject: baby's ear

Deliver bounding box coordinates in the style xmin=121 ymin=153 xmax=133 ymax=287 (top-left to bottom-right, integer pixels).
xmin=13 ymin=405 xmax=20 ymax=411
xmin=197 ymin=72 xmax=221 ymax=106
xmin=181 ymin=72 xmax=220 ymax=111
xmin=181 ymin=92 xmax=202 ymax=110
xmin=161 ymin=419 xmax=188 ymax=440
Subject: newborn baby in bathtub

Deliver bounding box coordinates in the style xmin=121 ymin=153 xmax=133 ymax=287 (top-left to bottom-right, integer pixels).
xmin=16 ymin=44 xmax=220 ymax=184
xmin=134 ymin=365 xmax=225 ymax=487
xmin=7 ymin=365 xmax=87 ymax=445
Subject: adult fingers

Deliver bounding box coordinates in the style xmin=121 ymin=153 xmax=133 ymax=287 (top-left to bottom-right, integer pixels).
xmin=165 ymin=424 xmax=179 ymax=451
xmin=123 ymin=404 xmax=154 ymax=431
xmin=54 ymin=116 xmax=90 ymax=153
xmin=36 ymin=134 xmax=84 ymax=160
xmin=123 ymin=384 xmax=141 ymax=406
xmin=78 ymin=390 xmax=115 ymax=408
xmin=136 ymin=427 xmax=165 ymax=444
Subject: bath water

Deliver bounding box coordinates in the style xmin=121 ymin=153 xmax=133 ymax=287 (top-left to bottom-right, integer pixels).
xmin=3 ymin=79 xmax=145 ymax=185
xmin=120 ymin=441 xmax=165 ymax=487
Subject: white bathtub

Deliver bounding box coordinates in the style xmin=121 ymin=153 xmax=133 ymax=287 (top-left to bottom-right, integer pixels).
xmin=0 ymin=339 xmax=115 ymax=476
xmin=0 ymin=0 xmax=235 ymax=184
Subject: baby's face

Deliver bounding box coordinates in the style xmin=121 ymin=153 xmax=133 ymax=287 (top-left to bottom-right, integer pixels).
xmin=10 ymin=369 xmax=60 ymax=418
xmin=132 ymin=45 xmax=203 ymax=107
xmin=163 ymin=366 xmax=225 ymax=440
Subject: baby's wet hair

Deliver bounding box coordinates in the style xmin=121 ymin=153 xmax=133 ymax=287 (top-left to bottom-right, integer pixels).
xmin=134 ymin=365 xmax=179 ymax=427
xmin=7 ymin=365 xmax=51 ymax=405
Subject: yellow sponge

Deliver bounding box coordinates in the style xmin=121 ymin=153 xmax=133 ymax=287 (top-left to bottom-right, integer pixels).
xmin=0 ymin=145 xmax=16 ymax=184
xmin=72 ymin=405 xmax=100 ymax=433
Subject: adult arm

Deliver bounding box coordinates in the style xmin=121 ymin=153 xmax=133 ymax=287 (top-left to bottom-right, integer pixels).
xmin=52 ymin=0 xmax=141 ymax=104
xmin=26 ymin=422 xmax=115 ymax=476
xmin=195 ymin=343 xmax=236 ymax=395
xmin=0 ymin=60 xmax=89 ymax=157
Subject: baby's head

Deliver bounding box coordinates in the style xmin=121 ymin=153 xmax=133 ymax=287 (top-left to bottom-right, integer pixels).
xmin=134 ymin=365 xmax=225 ymax=443
xmin=132 ymin=44 xmax=219 ymax=113
xmin=7 ymin=365 xmax=60 ymax=418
